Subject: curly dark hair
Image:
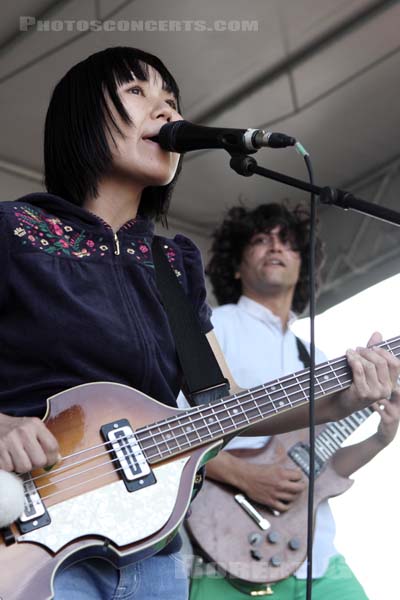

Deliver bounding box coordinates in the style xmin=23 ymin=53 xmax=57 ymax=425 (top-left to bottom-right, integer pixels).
xmin=206 ymin=202 xmax=325 ymax=314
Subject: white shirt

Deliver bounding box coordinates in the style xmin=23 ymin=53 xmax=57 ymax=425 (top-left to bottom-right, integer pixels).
xmin=211 ymin=296 xmax=337 ymax=579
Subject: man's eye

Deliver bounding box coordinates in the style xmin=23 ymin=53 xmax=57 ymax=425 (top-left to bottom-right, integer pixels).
xmin=252 ymin=236 xmax=267 ymax=245
xmin=166 ymin=99 xmax=177 ymax=110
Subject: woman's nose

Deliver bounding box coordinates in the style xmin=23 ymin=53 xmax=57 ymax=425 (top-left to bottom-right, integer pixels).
xmin=152 ymin=102 xmax=179 ymax=123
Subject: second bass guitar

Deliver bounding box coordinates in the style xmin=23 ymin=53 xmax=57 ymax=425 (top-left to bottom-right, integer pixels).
xmin=186 ymin=406 xmax=372 ymax=583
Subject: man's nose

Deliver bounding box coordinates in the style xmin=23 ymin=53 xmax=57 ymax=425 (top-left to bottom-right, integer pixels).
xmin=268 ymin=233 xmax=283 ymax=251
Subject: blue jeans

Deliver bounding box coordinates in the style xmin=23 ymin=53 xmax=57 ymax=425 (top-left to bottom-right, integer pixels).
xmin=54 ymin=553 xmax=189 ymax=600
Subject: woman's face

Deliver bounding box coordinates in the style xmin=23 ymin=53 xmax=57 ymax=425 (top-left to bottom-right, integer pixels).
xmin=108 ymin=66 xmax=182 ymax=189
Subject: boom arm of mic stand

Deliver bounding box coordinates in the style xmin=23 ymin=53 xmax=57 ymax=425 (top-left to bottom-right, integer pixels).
xmin=229 ymin=153 xmax=400 ymax=227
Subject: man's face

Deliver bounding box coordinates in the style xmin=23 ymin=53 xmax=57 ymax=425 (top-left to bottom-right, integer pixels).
xmin=107 ymin=66 xmax=182 ymax=188
xmin=238 ymin=225 xmax=301 ymax=299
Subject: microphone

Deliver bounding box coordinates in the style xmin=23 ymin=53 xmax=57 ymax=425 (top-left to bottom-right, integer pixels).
xmin=151 ymin=120 xmax=296 ymax=154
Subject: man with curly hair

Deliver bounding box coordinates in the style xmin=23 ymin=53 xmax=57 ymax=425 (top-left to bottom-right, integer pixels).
xmin=188 ymin=202 xmax=400 ymax=600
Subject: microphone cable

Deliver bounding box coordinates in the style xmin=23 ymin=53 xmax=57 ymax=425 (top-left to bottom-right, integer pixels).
xmin=296 ymin=141 xmax=317 ymax=600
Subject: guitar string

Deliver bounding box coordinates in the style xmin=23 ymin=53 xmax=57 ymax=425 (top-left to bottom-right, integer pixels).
xmin=138 ymin=340 xmax=400 ymax=445
xmin=25 ymin=366 xmax=389 ymax=504
xmin=20 ymin=358 xmax=354 ymax=489
xmin=20 ymin=354 xmax=400 ymax=503
xmin=22 ymin=350 xmax=358 ymax=488
xmin=22 ymin=369 xmax=351 ymax=499
xmin=136 ymin=337 xmax=400 ymax=444
xmin=25 ymin=335 xmax=400 ymax=482
xmin=22 ymin=371 xmax=351 ymax=499
xmin=143 ymin=374 xmax=361 ymax=461
xmin=26 ymin=389 xmax=315 ymax=502
xmin=19 ymin=339 xmax=400 ymax=495
xmin=137 ymin=357 xmax=400 ymax=448
xmin=18 ymin=338 xmax=400 ymax=493
xmin=25 ymin=368 xmax=360 ymax=499
xmin=20 ymin=358 xmax=398 ymax=501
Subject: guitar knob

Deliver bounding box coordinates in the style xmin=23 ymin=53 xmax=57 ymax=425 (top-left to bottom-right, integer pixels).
xmin=288 ymin=537 xmax=301 ymax=551
xmin=248 ymin=532 xmax=263 ymax=546
xmin=267 ymin=531 xmax=280 ymax=544
xmin=270 ymin=555 xmax=282 ymax=567
xmin=250 ymin=549 xmax=263 ymax=561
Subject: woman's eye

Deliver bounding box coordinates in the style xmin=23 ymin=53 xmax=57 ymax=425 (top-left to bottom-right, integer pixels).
xmin=166 ymin=99 xmax=177 ymax=110
xmin=128 ymin=86 xmax=143 ymax=96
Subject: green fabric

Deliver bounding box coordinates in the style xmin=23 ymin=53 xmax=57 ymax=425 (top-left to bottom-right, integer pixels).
xmin=189 ymin=554 xmax=369 ymax=600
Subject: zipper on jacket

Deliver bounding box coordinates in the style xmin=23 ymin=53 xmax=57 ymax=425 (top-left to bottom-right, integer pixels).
xmin=114 ymin=232 xmax=120 ymax=255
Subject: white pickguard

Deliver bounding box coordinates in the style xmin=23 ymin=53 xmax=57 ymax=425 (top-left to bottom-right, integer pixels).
xmin=18 ymin=457 xmax=190 ymax=552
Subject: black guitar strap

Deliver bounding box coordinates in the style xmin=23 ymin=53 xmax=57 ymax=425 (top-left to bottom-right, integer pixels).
xmin=152 ymin=234 xmax=313 ymax=515
xmin=153 ymin=235 xmax=310 ymax=403
xmin=152 ymin=236 xmax=230 ymax=407
xmin=295 ymin=336 xmax=311 ymax=368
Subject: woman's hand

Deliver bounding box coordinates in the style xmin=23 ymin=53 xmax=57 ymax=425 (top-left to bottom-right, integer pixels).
xmin=0 ymin=413 xmax=59 ymax=473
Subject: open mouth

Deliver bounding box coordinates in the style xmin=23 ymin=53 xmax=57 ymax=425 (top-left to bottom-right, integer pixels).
xmin=142 ymin=137 xmax=160 ymax=145
xmin=264 ymin=259 xmax=285 ymax=267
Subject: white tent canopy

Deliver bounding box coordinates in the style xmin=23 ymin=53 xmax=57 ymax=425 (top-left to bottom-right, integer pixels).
xmin=1 ymin=0 xmax=399 ymax=309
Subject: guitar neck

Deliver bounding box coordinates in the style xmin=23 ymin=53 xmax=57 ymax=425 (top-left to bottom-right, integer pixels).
xmin=136 ymin=336 xmax=400 ymax=464
xmin=314 ymin=407 xmax=373 ymax=464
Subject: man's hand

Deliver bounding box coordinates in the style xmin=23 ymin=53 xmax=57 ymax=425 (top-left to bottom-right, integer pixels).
xmin=206 ymin=450 xmax=305 ymax=512
xmin=241 ymin=461 xmax=306 ymax=512
xmin=0 ymin=413 xmax=60 ymax=473
xmin=336 ymin=332 xmax=400 ymax=418
xmin=373 ymin=386 xmax=400 ymax=447
xmin=330 ymin=385 xmax=400 ymax=479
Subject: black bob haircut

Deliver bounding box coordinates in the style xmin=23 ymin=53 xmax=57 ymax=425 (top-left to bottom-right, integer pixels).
xmin=44 ymin=47 xmax=182 ymax=222
xmin=206 ymin=203 xmax=325 ymax=315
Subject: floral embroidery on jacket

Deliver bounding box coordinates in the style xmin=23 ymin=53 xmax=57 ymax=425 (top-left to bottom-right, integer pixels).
xmin=125 ymin=239 xmax=182 ymax=279
xmin=12 ymin=206 xmax=109 ymax=257
xmin=11 ymin=205 xmax=182 ymax=278
xmin=126 ymin=238 xmax=153 ymax=268
xmin=163 ymin=244 xmax=182 ymax=279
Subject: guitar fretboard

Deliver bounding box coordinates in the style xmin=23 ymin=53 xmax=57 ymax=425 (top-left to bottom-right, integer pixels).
xmin=314 ymin=407 xmax=373 ymax=464
xmin=135 ymin=336 xmax=400 ymax=464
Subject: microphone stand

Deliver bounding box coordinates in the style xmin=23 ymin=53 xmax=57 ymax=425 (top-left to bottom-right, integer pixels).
xmin=228 ymin=152 xmax=400 ymax=599
xmin=229 ymin=153 xmax=400 ymax=226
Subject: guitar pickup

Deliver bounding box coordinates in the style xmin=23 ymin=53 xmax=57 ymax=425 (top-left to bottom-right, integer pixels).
xmin=18 ymin=473 xmax=51 ymax=534
xmin=101 ymin=419 xmax=156 ymax=492
xmin=288 ymin=442 xmax=324 ymax=477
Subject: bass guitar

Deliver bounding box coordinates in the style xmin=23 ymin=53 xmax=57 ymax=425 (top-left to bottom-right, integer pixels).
xmin=0 ymin=335 xmax=398 ymax=599
xmin=186 ymin=406 xmax=373 ymax=583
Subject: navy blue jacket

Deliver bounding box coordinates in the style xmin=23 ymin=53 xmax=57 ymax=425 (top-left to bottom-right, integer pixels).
xmin=0 ymin=193 xmax=212 ymax=417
